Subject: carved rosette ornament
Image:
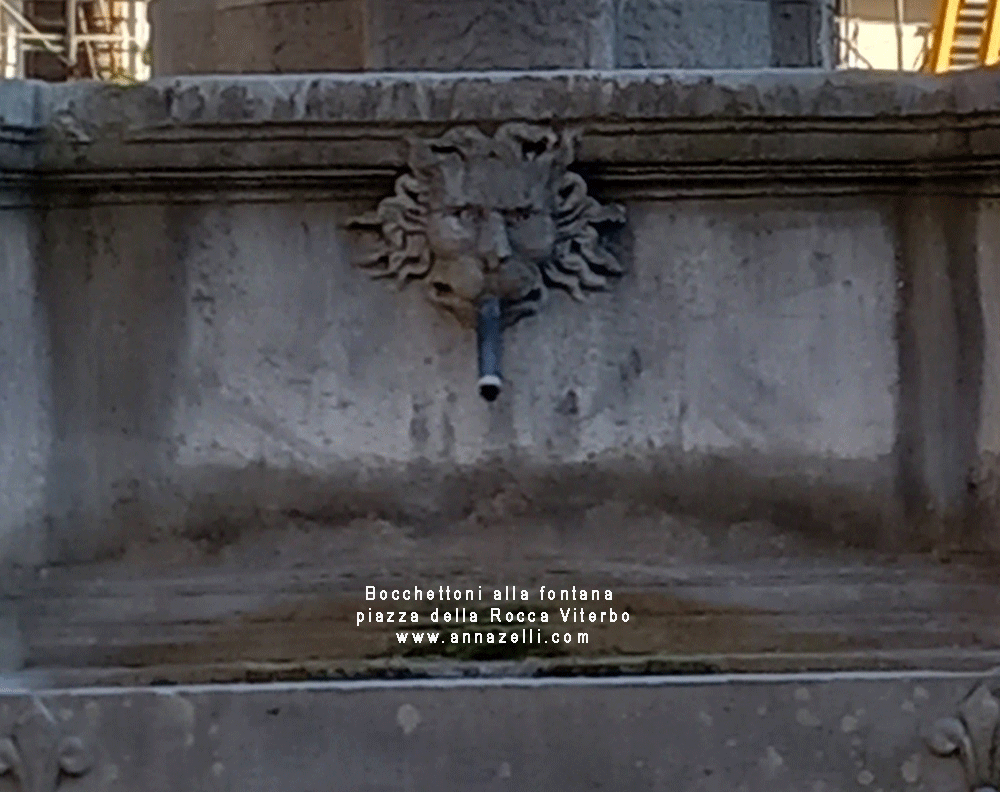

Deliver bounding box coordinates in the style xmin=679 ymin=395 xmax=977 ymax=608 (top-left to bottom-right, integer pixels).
xmin=927 ymin=683 xmax=1000 ymax=792
xmin=0 ymin=699 xmax=92 ymax=792
xmin=347 ymin=123 xmax=625 ymax=400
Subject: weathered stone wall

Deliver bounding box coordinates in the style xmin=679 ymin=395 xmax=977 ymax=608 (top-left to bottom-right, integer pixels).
xmin=14 ymin=69 xmax=998 ymax=557
xmin=32 ymin=194 xmax=901 ymax=561
xmin=149 ymin=0 xmax=832 ymax=75
xmin=976 ymin=199 xmax=1000 ymax=525
xmin=0 ymin=82 xmax=47 ymax=573
xmin=0 ymin=197 xmax=46 ymax=570
xmin=4 ymin=70 xmax=1000 ymax=679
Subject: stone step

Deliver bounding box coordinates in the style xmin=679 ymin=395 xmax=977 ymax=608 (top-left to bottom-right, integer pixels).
xmin=0 ymin=671 xmax=991 ymax=791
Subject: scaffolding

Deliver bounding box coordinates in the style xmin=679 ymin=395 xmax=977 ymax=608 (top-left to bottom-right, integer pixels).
xmin=0 ymin=0 xmax=149 ymax=80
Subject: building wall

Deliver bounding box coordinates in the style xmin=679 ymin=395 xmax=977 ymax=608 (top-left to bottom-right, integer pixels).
xmin=839 ymin=17 xmax=932 ymax=68
xmin=839 ymin=0 xmax=938 ymax=69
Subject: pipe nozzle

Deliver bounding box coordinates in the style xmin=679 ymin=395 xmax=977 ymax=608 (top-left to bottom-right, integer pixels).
xmin=478 ymin=374 xmax=501 ymax=402
xmin=477 ymin=297 xmax=503 ymax=402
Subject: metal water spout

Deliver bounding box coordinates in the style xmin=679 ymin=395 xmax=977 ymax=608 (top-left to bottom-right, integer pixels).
xmin=476 ymin=297 xmax=502 ymax=401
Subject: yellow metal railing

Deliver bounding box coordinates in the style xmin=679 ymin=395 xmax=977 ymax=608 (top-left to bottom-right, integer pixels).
xmin=925 ymin=0 xmax=1000 ymax=71
xmin=981 ymin=0 xmax=1000 ymax=64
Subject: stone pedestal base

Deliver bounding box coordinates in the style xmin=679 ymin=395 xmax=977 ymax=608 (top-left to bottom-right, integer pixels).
xmin=149 ymin=0 xmax=832 ymax=75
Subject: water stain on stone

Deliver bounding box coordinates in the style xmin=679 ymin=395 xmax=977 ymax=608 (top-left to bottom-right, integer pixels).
xmin=796 ymin=708 xmax=821 ymax=727
xmin=396 ymin=703 xmax=421 ymax=735
xmin=409 ymin=399 xmax=431 ymax=448
xmin=900 ymin=754 xmax=920 ymax=784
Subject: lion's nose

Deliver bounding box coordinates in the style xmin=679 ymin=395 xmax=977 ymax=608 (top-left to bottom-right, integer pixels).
xmin=479 ymin=211 xmax=512 ymax=270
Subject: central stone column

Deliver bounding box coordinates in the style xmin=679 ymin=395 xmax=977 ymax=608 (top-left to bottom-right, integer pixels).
xmin=149 ymin=0 xmax=832 ymax=75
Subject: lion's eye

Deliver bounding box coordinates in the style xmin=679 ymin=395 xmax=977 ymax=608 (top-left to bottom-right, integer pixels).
xmin=506 ymin=207 xmax=534 ymax=222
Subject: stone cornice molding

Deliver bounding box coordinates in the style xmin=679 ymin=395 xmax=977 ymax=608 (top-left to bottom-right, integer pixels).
xmin=3 ymin=69 xmax=1000 ymax=196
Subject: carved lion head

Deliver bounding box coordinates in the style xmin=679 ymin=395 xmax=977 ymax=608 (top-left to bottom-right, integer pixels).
xmin=348 ymin=123 xmax=625 ymax=327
